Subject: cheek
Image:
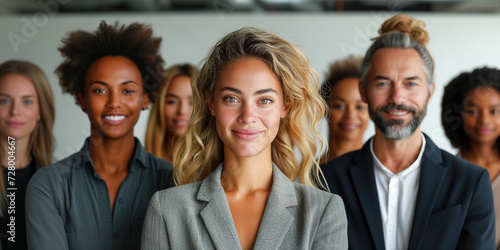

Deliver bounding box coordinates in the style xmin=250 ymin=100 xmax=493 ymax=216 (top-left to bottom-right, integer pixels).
xmin=163 ymin=106 xmax=176 ymax=121
xmin=213 ymin=106 xmax=234 ymax=128
xmin=461 ymin=117 xmax=475 ymax=132
xmin=359 ymin=110 xmax=370 ymax=120
xmin=329 ymin=109 xmax=344 ymax=123
xmin=0 ymin=107 xmax=9 ymax=118
xmin=263 ymin=110 xmax=283 ymax=132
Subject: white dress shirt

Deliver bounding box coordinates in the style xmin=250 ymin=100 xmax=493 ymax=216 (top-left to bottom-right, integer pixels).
xmin=370 ymin=134 xmax=426 ymax=250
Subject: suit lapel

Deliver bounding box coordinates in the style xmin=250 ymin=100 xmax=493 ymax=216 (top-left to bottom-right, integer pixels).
xmin=253 ymin=164 xmax=297 ymax=250
xmin=350 ymin=142 xmax=386 ymax=250
xmin=198 ymin=164 xmax=242 ymax=250
xmin=408 ymin=135 xmax=446 ymax=250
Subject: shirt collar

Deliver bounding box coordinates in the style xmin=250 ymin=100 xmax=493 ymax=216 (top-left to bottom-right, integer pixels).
xmin=370 ymin=133 xmax=427 ymax=177
xmin=77 ymin=137 xmax=150 ymax=170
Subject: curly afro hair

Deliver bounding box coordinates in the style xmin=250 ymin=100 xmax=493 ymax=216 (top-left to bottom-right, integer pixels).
xmin=441 ymin=67 xmax=500 ymax=153
xmin=55 ymin=21 xmax=165 ymax=104
xmin=320 ymin=55 xmax=362 ymax=103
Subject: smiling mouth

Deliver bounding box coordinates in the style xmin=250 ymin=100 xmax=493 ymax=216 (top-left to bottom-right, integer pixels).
xmin=339 ymin=123 xmax=360 ymax=131
xmin=104 ymin=115 xmax=126 ymax=121
xmin=386 ymin=111 xmax=409 ymax=116
xmin=174 ymin=120 xmax=188 ymax=126
xmin=232 ymin=130 xmax=262 ymax=140
xmin=6 ymin=122 xmax=24 ymax=128
xmin=476 ymin=128 xmax=494 ymax=135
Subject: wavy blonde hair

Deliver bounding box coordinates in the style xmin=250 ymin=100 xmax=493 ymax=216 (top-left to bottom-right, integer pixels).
xmin=173 ymin=27 xmax=327 ymax=189
xmin=145 ymin=64 xmax=197 ymax=161
xmin=0 ymin=60 xmax=55 ymax=217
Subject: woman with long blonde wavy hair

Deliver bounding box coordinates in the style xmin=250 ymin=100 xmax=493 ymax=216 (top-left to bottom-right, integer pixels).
xmin=145 ymin=63 xmax=197 ymax=162
xmin=142 ymin=27 xmax=347 ymax=249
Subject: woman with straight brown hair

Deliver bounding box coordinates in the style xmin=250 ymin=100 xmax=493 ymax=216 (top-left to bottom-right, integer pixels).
xmin=0 ymin=60 xmax=55 ymax=250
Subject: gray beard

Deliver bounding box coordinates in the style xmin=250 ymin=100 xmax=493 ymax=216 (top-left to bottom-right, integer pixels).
xmin=369 ymin=103 xmax=427 ymax=140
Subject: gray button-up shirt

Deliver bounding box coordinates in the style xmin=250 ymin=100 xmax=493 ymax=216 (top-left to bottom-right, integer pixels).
xmin=26 ymin=137 xmax=174 ymax=250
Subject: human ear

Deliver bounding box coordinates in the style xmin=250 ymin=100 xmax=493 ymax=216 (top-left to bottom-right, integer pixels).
xmin=78 ymin=94 xmax=87 ymax=113
xmin=359 ymin=80 xmax=368 ymax=103
xmin=281 ymin=100 xmax=290 ymax=118
xmin=142 ymin=93 xmax=150 ymax=110
xmin=206 ymin=90 xmax=215 ymax=116
xmin=427 ymin=82 xmax=435 ymax=105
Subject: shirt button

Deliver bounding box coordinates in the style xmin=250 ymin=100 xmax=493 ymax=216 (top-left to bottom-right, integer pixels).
xmin=114 ymin=233 xmax=120 ymax=238
xmin=118 ymin=199 xmax=123 ymax=204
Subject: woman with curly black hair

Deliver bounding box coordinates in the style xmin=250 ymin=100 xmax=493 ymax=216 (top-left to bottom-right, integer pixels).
xmin=441 ymin=67 xmax=500 ymax=248
xmin=25 ymin=21 xmax=173 ymax=250
xmin=320 ymin=55 xmax=369 ymax=162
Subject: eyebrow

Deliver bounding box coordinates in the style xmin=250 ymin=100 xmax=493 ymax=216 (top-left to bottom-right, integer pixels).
xmin=89 ymin=80 xmax=138 ymax=86
xmin=331 ymin=96 xmax=346 ymax=102
xmin=219 ymin=86 xmax=278 ymax=95
xmin=465 ymin=102 xmax=500 ymax=108
xmin=166 ymin=93 xmax=178 ymax=98
xmin=372 ymin=76 xmax=421 ymax=81
xmin=0 ymin=93 xmax=36 ymax=98
xmin=405 ymin=76 xmax=421 ymax=81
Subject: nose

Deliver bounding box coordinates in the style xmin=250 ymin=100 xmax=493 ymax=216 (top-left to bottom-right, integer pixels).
xmin=10 ymin=100 xmax=20 ymax=116
xmin=478 ymin=110 xmax=490 ymax=125
xmin=106 ymin=91 xmax=122 ymax=109
xmin=343 ymin=105 xmax=356 ymax=119
xmin=388 ymin=84 xmax=405 ymax=105
xmin=178 ymin=101 xmax=190 ymax=116
xmin=238 ymin=102 xmax=257 ymax=124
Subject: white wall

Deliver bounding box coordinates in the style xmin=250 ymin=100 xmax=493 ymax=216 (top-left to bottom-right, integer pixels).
xmin=1 ymin=11 xmax=499 ymax=160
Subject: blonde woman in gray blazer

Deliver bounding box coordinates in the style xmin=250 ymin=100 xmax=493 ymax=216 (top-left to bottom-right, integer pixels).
xmin=142 ymin=27 xmax=348 ymax=250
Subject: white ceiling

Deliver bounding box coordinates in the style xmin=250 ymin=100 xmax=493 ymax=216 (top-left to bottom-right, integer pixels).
xmin=1 ymin=0 xmax=499 ymax=13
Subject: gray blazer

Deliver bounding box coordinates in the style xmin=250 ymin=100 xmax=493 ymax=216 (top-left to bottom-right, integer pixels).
xmin=141 ymin=163 xmax=348 ymax=250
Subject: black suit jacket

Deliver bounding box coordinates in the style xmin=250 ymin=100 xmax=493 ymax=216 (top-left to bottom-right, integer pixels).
xmin=321 ymin=134 xmax=495 ymax=250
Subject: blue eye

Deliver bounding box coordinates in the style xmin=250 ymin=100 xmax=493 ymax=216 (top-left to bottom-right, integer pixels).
xmin=0 ymin=98 xmax=10 ymax=105
xmin=357 ymin=105 xmax=366 ymax=111
xmin=492 ymin=109 xmax=500 ymax=115
xmin=23 ymin=99 xmax=33 ymax=105
xmin=408 ymin=82 xmax=416 ymax=87
xmin=166 ymin=100 xmax=177 ymax=105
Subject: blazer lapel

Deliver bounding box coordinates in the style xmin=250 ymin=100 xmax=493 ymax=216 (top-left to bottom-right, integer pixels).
xmin=253 ymin=164 xmax=297 ymax=250
xmin=198 ymin=164 xmax=242 ymax=250
xmin=408 ymin=135 xmax=446 ymax=250
xmin=350 ymin=142 xmax=386 ymax=250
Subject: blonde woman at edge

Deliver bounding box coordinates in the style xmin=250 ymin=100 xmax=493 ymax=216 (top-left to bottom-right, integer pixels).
xmin=145 ymin=64 xmax=196 ymax=162
xmin=141 ymin=27 xmax=348 ymax=250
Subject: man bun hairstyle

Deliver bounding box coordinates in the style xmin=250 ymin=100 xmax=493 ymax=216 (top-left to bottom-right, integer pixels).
xmin=361 ymin=14 xmax=434 ymax=89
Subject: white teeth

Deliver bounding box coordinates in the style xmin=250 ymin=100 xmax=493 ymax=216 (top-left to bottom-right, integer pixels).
xmin=105 ymin=115 xmax=125 ymax=121
xmin=389 ymin=111 xmax=407 ymax=116
xmin=175 ymin=121 xmax=187 ymax=125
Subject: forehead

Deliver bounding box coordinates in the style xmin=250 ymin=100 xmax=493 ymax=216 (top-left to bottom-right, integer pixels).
xmin=216 ymin=57 xmax=282 ymax=93
xmin=0 ymin=73 xmax=38 ymax=96
xmin=465 ymin=87 xmax=500 ymax=104
xmin=368 ymin=48 xmax=426 ymax=80
xmin=84 ymin=56 xmax=142 ymax=85
xmin=167 ymin=75 xmax=192 ymax=94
